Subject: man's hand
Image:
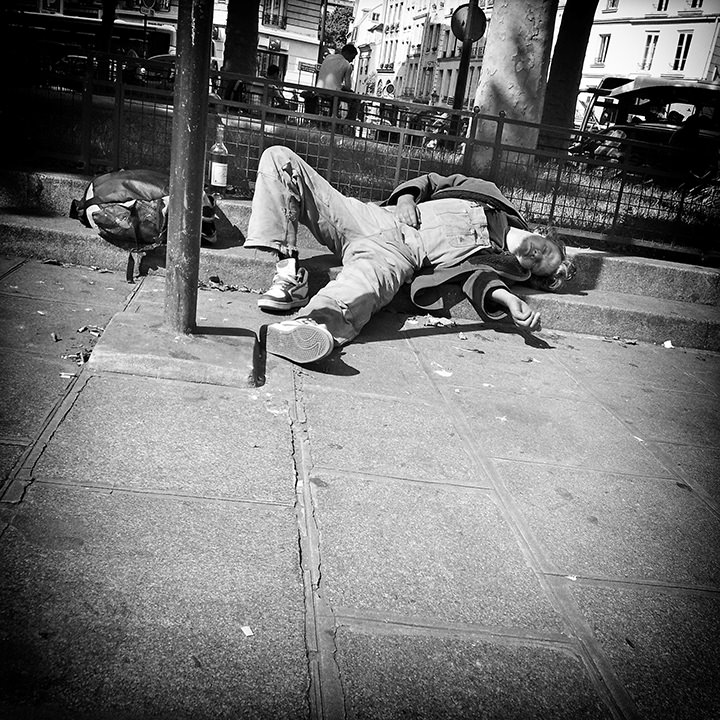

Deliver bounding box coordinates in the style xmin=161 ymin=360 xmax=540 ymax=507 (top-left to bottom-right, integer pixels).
xmin=505 ymin=295 xmax=541 ymax=330
xmin=395 ymin=194 xmax=421 ymax=228
xmin=489 ymin=288 xmax=542 ymax=331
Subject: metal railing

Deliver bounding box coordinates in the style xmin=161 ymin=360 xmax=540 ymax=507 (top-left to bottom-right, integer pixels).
xmin=4 ymin=52 xmax=718 ymax=259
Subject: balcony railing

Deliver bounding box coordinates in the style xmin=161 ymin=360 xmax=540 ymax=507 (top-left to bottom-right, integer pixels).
xmin=262 ymin=12 xmax=287 ymax=29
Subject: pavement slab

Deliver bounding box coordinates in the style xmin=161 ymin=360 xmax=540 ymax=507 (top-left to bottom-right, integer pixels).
xmin=310 ymin=472 xmax=565 ymax=632
xmin=656 ymin=444 xmax=720 ymax=505
xmin=406 ymin=327 xmax=590 ymax=401
xmin=334 ymin=626 xmax=612 ymax=720
xmin=91 ymin=274 xmax=297 ymax=388
xmin=0 ymin=482 xmax=308 ymax=720
xmin=589 ymin=382 xmax=720 ymax=448
xmin=0 ymin=255 xmax=24 ymax=277
xmin=499 ymin=460 xmax=720 ymax=586
xmin=0 ymin=444 xmax=25 ymax=491
xmin=571 ymin=585 xmax=720 ymax=720
xmin=0 ymin=351 xmax=73 ymax=441
xmin=303 ymin=390 xmax=479 ymax=484
xmin=34 ymin=373 xmax=296 ymax=505
xmin=0 ymin=261 xmax=135 ymax=306
xmin=452 ymin=387 xmax=672 ymax=476
xmin=0 ymin=293 xmax=116 ymax=355
xmin=548 ymin=334 xmax=719 ymax=395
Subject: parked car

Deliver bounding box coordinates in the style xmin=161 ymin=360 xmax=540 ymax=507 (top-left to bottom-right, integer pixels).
xmin=48 ymin=54 xmax=97 ymax=91
xmin=140 ymin=53 xmax=176 ymax=90
xmin=134 ymin=54 xmax=222 ymax=106
xmin=570 ymin=76 xmax=720 ymax=179
xmin=406 ymin=106 xmax=469 ymax=149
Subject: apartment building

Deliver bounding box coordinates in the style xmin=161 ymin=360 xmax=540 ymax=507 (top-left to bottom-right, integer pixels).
xmin=350 ymin=0 xmax=492 ymax=106
xmin=349 ymin=0 xmax=720 ymax=108
xmin=584 ymin=0 xmax=720 ymax=86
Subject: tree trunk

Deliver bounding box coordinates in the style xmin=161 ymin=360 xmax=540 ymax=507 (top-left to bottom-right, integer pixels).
xmin=223 ymin=0 xmax=260 ymax=76
xmin=539 ymin=0 xmax=600 ymax=151
xmin=97 ymin=0 xmax=116 ymax=54
xmin=96 ymin=0 xmax=117 ymax=81
xmin=471 ymin=0 xmax=558 ymax=174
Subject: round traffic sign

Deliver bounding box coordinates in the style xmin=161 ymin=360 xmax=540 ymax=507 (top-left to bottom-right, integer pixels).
xmin=450 ymin=4 xmax=487 ymax=42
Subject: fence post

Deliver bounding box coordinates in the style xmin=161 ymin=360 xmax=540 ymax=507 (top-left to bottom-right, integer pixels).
xmin=547 ymin=158 xmax=564 ymax=225
xmin=80 ymin=57 xmax=94 ymax=171
xmin=675 ymin=184 xmax=688 ymax=225
xmin=461 ymin=112 xmax=480 ymax=175
xmin=611 ymin=168 xmax=627 ymax=234
xmin=489 ymin=110 xmax=505 ymax=181
xmin=394 ymin=130 xmax=406 ymax=187
xmin=112 ymin=65 xmax=124 ymax=170
xmin=164 ymin=0 xmax=214 ymax=334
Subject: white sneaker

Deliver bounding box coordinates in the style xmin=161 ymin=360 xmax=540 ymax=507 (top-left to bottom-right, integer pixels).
xmin=264 ymin=318 xmax=334 ymax=364
xmin=258 ymin=258 xmax=309 ymax=312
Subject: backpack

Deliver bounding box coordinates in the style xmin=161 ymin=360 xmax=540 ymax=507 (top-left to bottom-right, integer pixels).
xmin=70 ymin=169 xmax=217 ymax=281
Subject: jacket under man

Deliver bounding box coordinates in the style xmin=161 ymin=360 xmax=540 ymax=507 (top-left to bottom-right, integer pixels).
xmin=382 ymin=173 xmax=534 ymax=321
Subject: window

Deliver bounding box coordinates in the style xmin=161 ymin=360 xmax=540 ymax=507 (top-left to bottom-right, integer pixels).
xmin=690 ymin=0 xmax=703 ymax=8
xmin=673 ymin=32 xmax=692 ymax=70
xmin=596 ymin=34 xmax=611 ymax=64
xmin=641 ymin=33 xmax=659 ymax=70
xmin=605 ymin=0 xmax=619 ymax=9
xmin=263 ymin=0 xmax=287 ymax=29
xmin=656 ymin=0 xmax=668 ymax=10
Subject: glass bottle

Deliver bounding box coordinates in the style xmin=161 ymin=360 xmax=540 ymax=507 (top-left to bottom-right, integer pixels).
xmin=207 ymin=123 xmax=229 ymax=197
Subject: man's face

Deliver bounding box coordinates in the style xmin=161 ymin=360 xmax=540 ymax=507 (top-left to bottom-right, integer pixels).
xmin=515 ymin=234 xmax=562 ymax=276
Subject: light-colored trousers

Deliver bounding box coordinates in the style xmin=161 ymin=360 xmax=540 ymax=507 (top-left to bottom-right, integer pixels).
xmin=245 ymin=146 xmax=419 ymax=345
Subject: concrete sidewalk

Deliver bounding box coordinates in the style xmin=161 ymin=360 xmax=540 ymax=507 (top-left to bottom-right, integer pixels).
xmin=1 ymin=256 xmax=719 ymax=719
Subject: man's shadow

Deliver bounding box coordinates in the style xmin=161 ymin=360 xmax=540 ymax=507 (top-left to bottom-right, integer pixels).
xmin=259 ymin=285 xmax=557 ymax=379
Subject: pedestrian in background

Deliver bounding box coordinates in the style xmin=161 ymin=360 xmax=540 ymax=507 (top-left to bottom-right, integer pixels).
xmin=314 ymin=43 xmax=358 ymax=119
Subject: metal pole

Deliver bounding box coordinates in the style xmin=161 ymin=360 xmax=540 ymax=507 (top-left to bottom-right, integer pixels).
xmin=164 ymin=0 xmax=214 ymax=334
xmin=452 ymin=0 xmax=477 ymax=111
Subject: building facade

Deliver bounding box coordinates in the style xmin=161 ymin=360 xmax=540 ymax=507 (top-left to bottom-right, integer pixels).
xmin=211 ymin=0 xmax=326 ymax=84
xmin=349 ymin=0 xmax=493 ymax=107
xmin=349 ymin=0 xmax=720 ymax=109
xmin=583 ymin=0 xmax=720 ymax=86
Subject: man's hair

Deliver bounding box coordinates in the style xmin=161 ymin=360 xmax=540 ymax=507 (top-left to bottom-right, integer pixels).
xmin=267 ymin=64 xmax=281 ymax=79
xmin=529 ymin=228 xmax=577 ymax=292
xmin=341 ymin=43 xmax=358 ymax=60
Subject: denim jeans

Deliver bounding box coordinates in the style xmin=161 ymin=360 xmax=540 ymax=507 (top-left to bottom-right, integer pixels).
xmin=246 ymin=146 xmax=493 ymax=345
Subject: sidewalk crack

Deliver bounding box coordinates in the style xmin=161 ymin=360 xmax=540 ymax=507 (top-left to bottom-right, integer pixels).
xmin=289 ymin=368 xmax=346 ymax=720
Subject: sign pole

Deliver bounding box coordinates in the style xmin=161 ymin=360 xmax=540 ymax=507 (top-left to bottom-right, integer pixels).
xmin=164 ymin=0 xmax=214 ymax=334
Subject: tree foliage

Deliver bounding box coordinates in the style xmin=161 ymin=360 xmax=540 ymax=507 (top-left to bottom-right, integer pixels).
xmin=324 ymin=6 xmax=353 ymax=50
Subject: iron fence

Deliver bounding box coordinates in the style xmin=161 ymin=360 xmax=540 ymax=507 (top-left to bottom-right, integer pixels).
xmin=4 ymin=52 xmax=718 ymax=260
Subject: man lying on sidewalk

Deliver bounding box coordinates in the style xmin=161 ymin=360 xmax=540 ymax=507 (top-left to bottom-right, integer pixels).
xmin=245 ymin=145 xmax=576 ymax=365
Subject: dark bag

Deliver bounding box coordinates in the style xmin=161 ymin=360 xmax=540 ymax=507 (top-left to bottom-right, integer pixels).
xmin=70 ymin=169 xmax=217 ymax=280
